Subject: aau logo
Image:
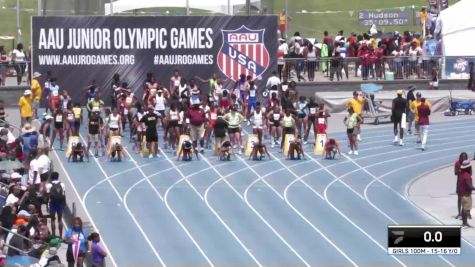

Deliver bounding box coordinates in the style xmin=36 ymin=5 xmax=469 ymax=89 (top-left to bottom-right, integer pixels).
xmin=217 ymin=25 xmax=270 ymax=80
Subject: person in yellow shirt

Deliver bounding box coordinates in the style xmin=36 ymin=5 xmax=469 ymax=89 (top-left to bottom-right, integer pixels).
xmin=410 ymin=92 xmax=431 ymax=143
xmin=419 ymin=8 xmax=428 ymax=37
xmin=279 ymin=9 xmax=291 ymax=38
xmin=18 ymin=89 xmax=33 ymax=126
xmin=346 ymin=91 xmax=366 ymax=141
xmin=31 ymin=72 xmax=42 ymax=120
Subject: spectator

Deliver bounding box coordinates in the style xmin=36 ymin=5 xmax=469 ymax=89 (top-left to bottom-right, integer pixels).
xmin=39 ymin=114 xmax=53 ymax=154
xmin=278 ymin=9 xmax=291 ymax=38
xmin=20 ymin=124 xmax=39 ymax=164
xmin=468 ymin=62 xmax=475 ymax=91
xmin=455 ymin=152 xmax=470 ymax=219
xmin=358 ymin=43 xmax=372 ymax=80
xmin=458 ymin=160 xmax=475 ymax=228
xmin=64 ymin=217 xmax=88 ymax=267
xmin=19 ymin=89 xmax=33 ymax=126
xmin=36 ymin=148 xmax=51 ymax=192
xmin=7 ymin=224 xmax=27 ymax=256
xmin=277 ymin=39 xmax=288 ymax=81
xmin=46 ymin=172 xmax=65 ymax=238
xmin=12 ymin=43 xmax=27 ymax=85
xmin=39 ymin=246 xmax=61 ymax=267
xmin=88 ymin=232 xmax=107 ymax=267
xmin=0 ymin=99 xmax=6 ymax=123
xmin=0 ymin=205 xmax=16 ymax=235
xmin=0 ymin=46 xmax=8 ymax=86
xmin=31 ymin=72 xmax=43 ymax=120
xmin=43 ymin=71 xmax=53 ymax=114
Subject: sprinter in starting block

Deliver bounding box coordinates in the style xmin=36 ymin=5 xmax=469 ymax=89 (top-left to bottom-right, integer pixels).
xmin=177 ymin=139 xmax=199 ymax=161
xmin=108 ymin=135 xmax=126 ymax=162
xmin=219 ymin=140 xmax=234 ymax=161
xmin=287 ymin=135 xmax=305 ymax=160
xmin=323 ymin=138 xmax=342 ymax=159
xmin=68 ymin=141 xmax=89 ymax=162
xmin=249 ymin=133 xmax=271 ymax=161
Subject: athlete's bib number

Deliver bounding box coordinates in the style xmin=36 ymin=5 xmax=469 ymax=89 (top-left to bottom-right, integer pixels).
xmin=318 ymin=118 xmax=325 ymax=124
xmin=250 ymin=90 xmax=256 ymax=97
xmin=55 ymin=115 xmax=63 ymax=122
xmin=310 ymin=108 xmax=317 ymax=115
xmin=210 ymin=113 xmax=217 ymax=120
xmin=273 ymin=114 xmax=280 ymax=121
xmin=314 ymin=134 xmax=327 ymax=154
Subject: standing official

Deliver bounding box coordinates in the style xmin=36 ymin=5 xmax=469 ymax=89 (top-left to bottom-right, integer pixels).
xmin=346 ymin=91 xmax=365 ymax=141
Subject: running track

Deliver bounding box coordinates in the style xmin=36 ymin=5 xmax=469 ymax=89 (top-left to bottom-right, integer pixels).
xmin=51 ymin=118 xmax=475 ymax=267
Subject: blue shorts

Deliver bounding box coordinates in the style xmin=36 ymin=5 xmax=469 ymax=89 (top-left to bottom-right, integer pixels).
xmin=49 ymin=201 xmax=65 ymax=216
xmin=248 ymin=101 xmax=257 ymax=111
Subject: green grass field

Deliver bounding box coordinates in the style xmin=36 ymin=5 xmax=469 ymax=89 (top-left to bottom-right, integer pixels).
xmin=0 ymin=0 xmax=460 ymax=52
xmin=262 ymin=0 xmax=461 ymax=39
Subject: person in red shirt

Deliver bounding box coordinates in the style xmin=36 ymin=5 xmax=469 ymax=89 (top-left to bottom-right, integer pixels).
xmin=358 ymin=43 xmax=372 ymax=80
xmin=187 ymin=104 xmax=207 ymax=153
xmin=316 ymin=104 xmax=330 ymax=134
xmin=417 ymin=98 xmax=431 ymax=151
xmin=457 ymin=160 xmax=475 ymax=227
xmin=455 ymin=152 xmax=470 ymax=219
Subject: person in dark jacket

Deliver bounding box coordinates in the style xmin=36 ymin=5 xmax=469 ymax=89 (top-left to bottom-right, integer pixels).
xmin=392 ymin=90 xmax=407 ymax=146
xmin=467 ymin=62 xmax=474 ymax=91
xmin=417 ymin=98 xmax=431 ymax=151
xmin=457 ymin=160 xmax=475 ymax=227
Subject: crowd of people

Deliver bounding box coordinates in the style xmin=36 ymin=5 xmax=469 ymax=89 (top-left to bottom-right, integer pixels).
xmin=0 ymin=43 xmax=31 ymax=86
xmin=0 ymin=35 xmax=471 ymax=265
xmin=277 ymin=29 xmax=442 ymax=84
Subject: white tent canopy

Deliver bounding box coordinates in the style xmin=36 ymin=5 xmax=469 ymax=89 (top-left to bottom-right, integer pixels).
xmin=437 ymin=0 xmax=475 ymax=56
xmin=104 ymin=0 xmax=247 ymax=15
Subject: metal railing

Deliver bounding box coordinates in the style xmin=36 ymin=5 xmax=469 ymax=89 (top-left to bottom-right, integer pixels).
xmin=278 ymin=56 xmax=442 ymax=82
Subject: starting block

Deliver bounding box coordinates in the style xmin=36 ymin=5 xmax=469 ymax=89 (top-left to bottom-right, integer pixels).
xmin=66 ymin=136 xmax=80 ymax=158
xmin=283 ymin=134 xmax=295 ymax=155
xmin=245 ymin=134 xmax=259 ymax=156
xmin=177 ymin=135 xmax=191 ymax=156
xmin=314 ymin=134 xmax=327 ymax=154
xmin=140 ymin=135 xmax=150 ymax=157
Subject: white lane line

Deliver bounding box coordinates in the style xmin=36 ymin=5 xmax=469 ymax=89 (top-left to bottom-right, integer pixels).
xmin=125 ymin=161 xmax=231 ymax=267
xmin=328 ymin=119 xmax=475 ymax=139
xmin=293 ymin=152 xmax=407 ymax=267
xmin=349 ymin=154 xmax=461 ymax=267
xmin=51 ymin=149 xmax=119 ymax=267
xmin=84 ymin=141 xmax=168 ymax=267
xmin=367 ymin=153 xmax=475 ymax=251
xmin=199 ymin=154 xmax=311 ymax=267
xmin=237 ymin=151 xmax=358 ymax=267
xmin=159 ymin=151 xmax=263 ymax=267
xmin=357 ymin=130 xmax=475 ymax=152
xmin=322 ymin=142 xmax=475 ymax=201
xmin=78 ymin=134 xmax=123 ymax=201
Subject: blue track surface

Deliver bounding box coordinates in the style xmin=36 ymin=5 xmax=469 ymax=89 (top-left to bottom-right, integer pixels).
xmin=52 ymin=117 xmax=475 ymax=267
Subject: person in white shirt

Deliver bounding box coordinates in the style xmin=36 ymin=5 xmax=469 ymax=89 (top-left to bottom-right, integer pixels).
xmin=36 ymin=148 xmax=51 ymax=193
xmin=266 ymin=71 xmax=281 ymax=99
xmin=12 ymin=43 xmax=26 ymax=85
xmin=277 ymin=39 xmax=289 ymax=80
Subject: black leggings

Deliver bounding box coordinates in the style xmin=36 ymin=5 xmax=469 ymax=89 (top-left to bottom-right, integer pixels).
xmin=393 ymin=120 xmax=403 ymax=139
